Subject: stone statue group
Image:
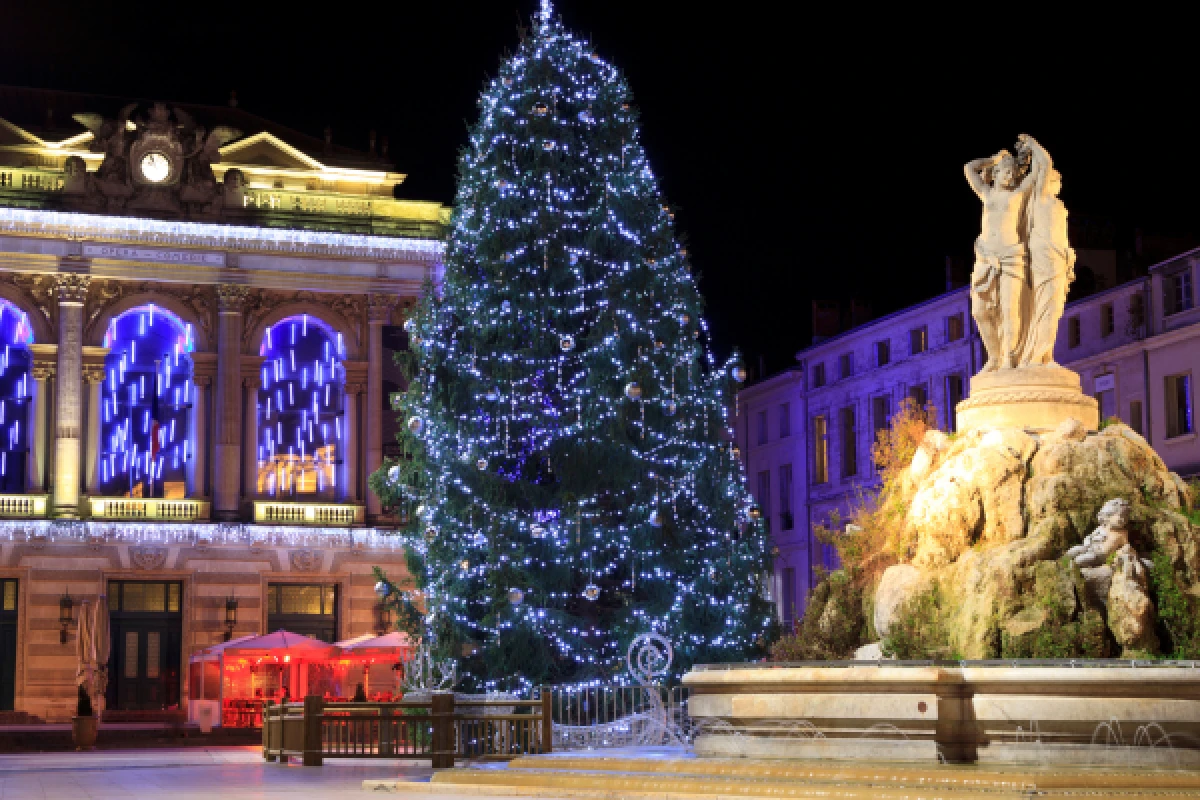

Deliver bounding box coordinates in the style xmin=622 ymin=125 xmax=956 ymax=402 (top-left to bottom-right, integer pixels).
xmin=966 ymin=134 xmax=1075 ymax=372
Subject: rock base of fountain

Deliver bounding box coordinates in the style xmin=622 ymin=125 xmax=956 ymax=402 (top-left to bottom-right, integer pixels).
xmin=685 ymin=663 xmax=1200 ymax=766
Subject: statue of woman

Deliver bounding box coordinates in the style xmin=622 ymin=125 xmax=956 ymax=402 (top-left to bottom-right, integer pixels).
xmin=965 ymin=147 xmax=1035 ymax=371
xmin=1018 ymin=134 xmax=1075 ymax=367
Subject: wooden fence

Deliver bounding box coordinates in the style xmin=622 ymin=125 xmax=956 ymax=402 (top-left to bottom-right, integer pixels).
xmin=261 ymin=693 xmax=552 ymax=767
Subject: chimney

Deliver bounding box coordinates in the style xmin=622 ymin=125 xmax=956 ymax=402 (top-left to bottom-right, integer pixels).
xmin=45 ymin=107 xmax=54 ymax=130
xmin=229 ymin=90 xmax=238 ymax=108
xmin=381 ymin=136 xmax=389 ymax=158
xmin=324 ymin=125 xmax=333 ymax=157
xmin=369 ymin=129 xmax=377 ymax=158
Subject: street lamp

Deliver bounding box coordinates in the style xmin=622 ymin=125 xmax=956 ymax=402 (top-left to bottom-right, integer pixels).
xmin=373 ymin=580 xmax=392 ymax=636
xmin=59 ymin=590 xmax=74 ymax=645
xmin=374 ymin=601 xmax=392 ymax=636
xmin=224 ymin=596 xmax=238 ymax=642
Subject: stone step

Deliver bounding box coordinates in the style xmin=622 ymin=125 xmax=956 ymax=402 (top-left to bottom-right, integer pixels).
xmin=507 ymin=755 xmax=1200 ymax=791
xmin=364 ymin=758 xmax=1200 ymax=798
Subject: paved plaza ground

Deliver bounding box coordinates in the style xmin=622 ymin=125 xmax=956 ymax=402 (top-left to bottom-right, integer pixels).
xmin=0 ymin=747 xmax=522 ymax=800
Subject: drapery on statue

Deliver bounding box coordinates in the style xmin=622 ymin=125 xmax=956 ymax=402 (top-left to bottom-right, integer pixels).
xmin=965 ymin=134 xmax=1074 ymax=371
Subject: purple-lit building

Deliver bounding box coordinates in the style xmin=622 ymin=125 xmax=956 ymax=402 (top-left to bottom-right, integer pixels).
xmin=742 ymin=248 xmax=1200 ymax=627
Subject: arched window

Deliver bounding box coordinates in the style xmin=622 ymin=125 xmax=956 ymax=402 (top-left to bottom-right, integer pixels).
xmin=0 ymin=300 xmax=33 ymax=492
xmin=100 ymin=305 xmax=195 ymax=498
xmin=257 ymin=315 xmax=345 ymax=501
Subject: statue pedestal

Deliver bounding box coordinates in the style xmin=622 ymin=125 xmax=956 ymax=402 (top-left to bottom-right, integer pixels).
xmin=956 ymin=365 xmax=1098 ymax=432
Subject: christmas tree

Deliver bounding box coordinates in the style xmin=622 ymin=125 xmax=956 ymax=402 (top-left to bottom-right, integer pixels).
xmin=372 ymin=1 xmax=774 ymax=692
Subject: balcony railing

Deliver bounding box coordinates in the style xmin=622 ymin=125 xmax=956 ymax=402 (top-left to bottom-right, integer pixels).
xmin=0 ymin=494 xmax=48 ymax=518
xmin=253 ymin=501 xmax=364 ymax=527
xmin=89 ymin=497 xmax=211 ymax=521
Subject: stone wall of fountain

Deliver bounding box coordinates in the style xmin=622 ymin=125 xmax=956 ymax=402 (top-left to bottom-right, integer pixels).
xmin=685 ymin=662 xmax=1200 ymax=766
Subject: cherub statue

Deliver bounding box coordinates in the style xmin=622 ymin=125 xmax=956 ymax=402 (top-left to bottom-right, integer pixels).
xmin=1067 ymin=498 xmax=1131 ymax=568
xmin=965 ymin=141 xmax=1036 ymax=371
xmin=182 ymin=125 xmax=240 ymax=203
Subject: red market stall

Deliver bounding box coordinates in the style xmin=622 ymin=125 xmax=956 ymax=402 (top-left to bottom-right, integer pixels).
xmin=335 ymin=632 xmax=415 ymax=701
xmin=188 ymin=630 xmax=337 ymax=728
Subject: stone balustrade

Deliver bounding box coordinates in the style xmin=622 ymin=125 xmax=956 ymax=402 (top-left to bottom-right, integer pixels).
xmin=253 ymin=501 xmax=364 ymax=527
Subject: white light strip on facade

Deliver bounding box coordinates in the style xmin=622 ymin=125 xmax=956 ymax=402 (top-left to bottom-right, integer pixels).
xmin=0 ymin=519 xmax=404 ymax=550
xmin=0 ymin=206 xmax=445 ymax=262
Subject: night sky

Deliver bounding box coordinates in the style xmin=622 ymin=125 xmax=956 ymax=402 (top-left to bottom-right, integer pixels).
xmin=2 ymin=5 xmax=1195 ymax=376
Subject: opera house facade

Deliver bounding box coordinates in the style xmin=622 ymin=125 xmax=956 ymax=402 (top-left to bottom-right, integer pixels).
xmin=0 ymin=89 xmax=441 ymax=720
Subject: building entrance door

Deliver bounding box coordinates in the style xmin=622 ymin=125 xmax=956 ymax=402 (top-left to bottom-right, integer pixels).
xmin=1 ymin=579 xmax=17 ymax=711
xmin=106 ymin=581 xmax=183 ymax=711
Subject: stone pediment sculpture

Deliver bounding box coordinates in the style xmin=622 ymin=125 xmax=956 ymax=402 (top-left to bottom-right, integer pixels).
xmin=71 ymin=103 xmax=240 ymax=215
xmin=957 ymin=134 xmax=1098 ymax=432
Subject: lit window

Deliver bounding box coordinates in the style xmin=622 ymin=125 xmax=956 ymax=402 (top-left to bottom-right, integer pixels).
xmin=0 ymin=300 xmax=34 ymax=492
xmin=909 ymin=327 xmax=927 ymax=355
xmin=100 ymin=305 xmax=194 ymax=498
xmin=812 ymin=415 xmax=828 ymax=484
xmin=257 ymin=315 xmax=346 ymax=500
xmin=1166 ymin=374 xmax=1194 ymax=439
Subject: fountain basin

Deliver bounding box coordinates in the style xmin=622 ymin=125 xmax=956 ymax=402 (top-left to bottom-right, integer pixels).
xmin=684 ymin=661 xmax=1200 ymax=766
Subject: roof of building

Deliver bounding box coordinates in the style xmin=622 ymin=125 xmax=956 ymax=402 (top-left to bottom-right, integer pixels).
xmin=794 ymin=287 xmax=969 ymax=362
xmin=0 ymin=85 xmax=384 ymax=170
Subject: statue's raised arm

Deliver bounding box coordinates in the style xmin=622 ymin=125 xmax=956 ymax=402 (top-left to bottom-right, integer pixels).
xmin=964 ymin=153 xmax=1001 ymax=199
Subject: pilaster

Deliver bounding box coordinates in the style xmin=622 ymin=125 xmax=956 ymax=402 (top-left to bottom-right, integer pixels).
xmin=213 ymin=284 xmax=248 ymax=520
xmin=52 ymin=273 xmax=90 ymax=518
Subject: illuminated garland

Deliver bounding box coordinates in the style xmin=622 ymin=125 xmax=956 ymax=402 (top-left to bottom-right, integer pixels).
xmin=100 ymin=305 xmax=194 ymax=497
xmin=373 ymin=0 xmax=774 ymax=692
xmin=0 ymin=300 xmax=33 ymax=491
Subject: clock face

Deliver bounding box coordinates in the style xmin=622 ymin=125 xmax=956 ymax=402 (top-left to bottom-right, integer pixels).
xmin=140 ymin=152 xmax=171 ymax=183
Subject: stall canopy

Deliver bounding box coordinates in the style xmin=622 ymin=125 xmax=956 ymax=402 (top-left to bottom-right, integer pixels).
xmin=221 ymin=630 xmax=337 ymax=658
xmin=338 ymin=631 xmax=414 ymax=655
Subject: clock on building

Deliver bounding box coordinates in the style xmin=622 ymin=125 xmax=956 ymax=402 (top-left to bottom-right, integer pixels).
xmin=139 ymin=152 xmax=171 ymax=183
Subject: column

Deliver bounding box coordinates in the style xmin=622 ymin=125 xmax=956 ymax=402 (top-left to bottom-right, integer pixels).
xmin=365 ymin=294 xmax=396 ymax=520
xmin=27 ymin=364 xmax=53 ymax=493
xmin=83 ymin=367 xmax=104 ymax=495
xmin=343 ymin=383 xmax=362 ymax=503
xmin=187 ymin=375 xmax=210 ymax=498
xmin=213 ymin=284 xmax=248 ymax=520
xmin=242 ymin=374 xmax=259 ymax=501
xmin=52 ymin=273 xmax=89 ymax=518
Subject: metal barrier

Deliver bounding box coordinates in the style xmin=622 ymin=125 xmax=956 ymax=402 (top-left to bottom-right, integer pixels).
xmin=542 ymin=684 xmax=691 ymax=750
xmin=262 ymin=693 xmax=552 ymax=767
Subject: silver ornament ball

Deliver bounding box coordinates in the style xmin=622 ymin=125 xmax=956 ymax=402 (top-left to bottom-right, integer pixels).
xmin=625 ymin=381 xmax=642 ymax=400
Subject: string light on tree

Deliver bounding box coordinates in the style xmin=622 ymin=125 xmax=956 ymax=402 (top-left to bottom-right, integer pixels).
xmin=370 ymin=0 xmax=773 ymax=692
